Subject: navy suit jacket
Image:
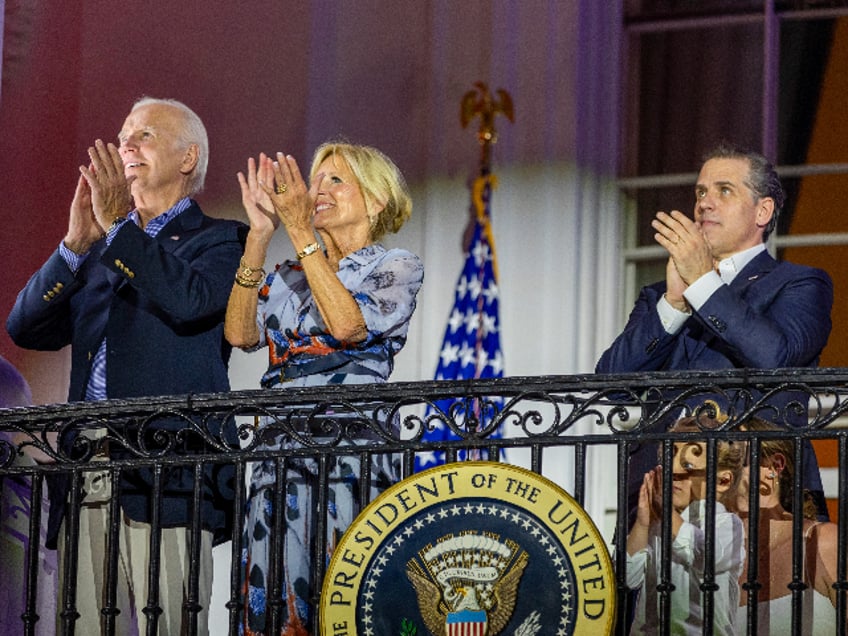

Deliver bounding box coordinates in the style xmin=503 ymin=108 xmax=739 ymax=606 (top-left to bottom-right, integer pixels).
xmin=596 ymin=250 xmax=834 ymax=516
xmin=596 ymin=251 xmax=832 ymax=374
xmin=7 ymin=201 xmax=247 ymax=547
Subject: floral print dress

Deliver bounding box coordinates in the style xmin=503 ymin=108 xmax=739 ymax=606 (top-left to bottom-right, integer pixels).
xmin=240 ymin=244 xmax=423 ymax=635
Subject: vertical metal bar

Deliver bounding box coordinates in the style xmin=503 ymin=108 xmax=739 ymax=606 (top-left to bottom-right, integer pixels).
xmin=183 ymin=461 xmax=205 ymax=635
xmin=700 ymin=439 xmax=718 ymax=635
xmin=226 ymin=460 xmax=246 ymax=634
xmin=359 ymin=449 xmax=371 ymax=508
xmin=401 ymin=448 xmax=414 ymax=479
xmin=101 ymin=466 xmax=123 ymax=634
xmin=266 ymin=457 xmax=288 ymax=634
xmin=614 ymin=439 xmax=631 ymax=636
xmin=573 ymin=441 xmax=586 ymax=508
xmin=488 ymin=442 xmax=500 ymax=463
xmin=143 ymin=463 xmax=164 ymax=635
xmin=658 ymin=439 xmax=674 ymax=635
xmin=743 ymin=437 xmax=763 ymax=636
xmin=836 ymin=435 xmax=848 ymax=629
xmin=530 ymin=443 xmax=543 ymax=475
xmin=22 ymin=472 xmax=44 ymax=636
xmin=313 ymin=453 xmax=331 ymax=632
xmin=59 ymin=469 xmax=84 ymax=636
xmin=444 ymin=447 xmax=457 ymax=464
xmin=789 ymin=436 xmax=805 ymax=635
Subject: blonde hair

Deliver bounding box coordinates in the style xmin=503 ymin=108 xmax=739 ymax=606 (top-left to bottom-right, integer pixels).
xmin=310 ymin=142 xmax=412 ymax=242
xmin=668 ymin=416 xmax=745 ymax=509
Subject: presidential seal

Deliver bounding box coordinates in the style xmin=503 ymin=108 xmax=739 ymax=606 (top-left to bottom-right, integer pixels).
xmin=320 ymin=462 xmax=615 ymax=635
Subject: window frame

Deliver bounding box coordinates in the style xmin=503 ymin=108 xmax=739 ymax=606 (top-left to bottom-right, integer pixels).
xmin=618 ymin=2 xmax=848 ymax=321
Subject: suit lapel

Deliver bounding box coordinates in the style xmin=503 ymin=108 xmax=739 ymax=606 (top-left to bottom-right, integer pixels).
xmin=728 ymin=250 xmax=777 ymax=293
xmin=154 ymin=201 xmax=203 ymax=253
xmin=684 ymin=251 xmax=778 ymax=361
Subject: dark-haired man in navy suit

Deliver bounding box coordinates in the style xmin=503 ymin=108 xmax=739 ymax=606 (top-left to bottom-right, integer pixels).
xmin=597 ymin=144 xmax=832 ymax=525
xmin=7 ymin=97 xmax=246 ymax=634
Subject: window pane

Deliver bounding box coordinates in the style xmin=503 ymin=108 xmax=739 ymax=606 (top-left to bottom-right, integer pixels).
xmin=778 ymin=18 xmax=843 ymax=166
xmin=779 ymin=173 xmax=848 ymax=236
xmin=625 ymin=23 xmax=764 ymax=178
xmin=629 ymin=184 xmax=695 ymax=247
xmin=635 ymin=259 xmax=667 ymax=293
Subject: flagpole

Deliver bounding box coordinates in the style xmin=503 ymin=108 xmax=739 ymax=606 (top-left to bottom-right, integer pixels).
xmin=462 ymin=83 xmax=513 ymax=460
xmin=460 ymin=82 xmax=513 ymax=372
xmin=414 ymin=83 xmax=514 ymax=471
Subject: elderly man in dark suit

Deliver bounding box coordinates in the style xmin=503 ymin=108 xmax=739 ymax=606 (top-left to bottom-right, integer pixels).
xmin=597 ymin=143 xmax=833 ymax=522
xmin=7 ymin=97 xmax=246 ymax=634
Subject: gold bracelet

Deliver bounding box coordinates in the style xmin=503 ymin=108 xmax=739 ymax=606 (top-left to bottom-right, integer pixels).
xmin=296 ymin=242 xmax=321 ymax=260
xmin=238 ymin=257 xmax=266 ymax=279
xmin=234 ymin=271 xmax=262 ymax=288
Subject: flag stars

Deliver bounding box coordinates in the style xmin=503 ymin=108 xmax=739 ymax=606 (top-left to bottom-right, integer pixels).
xmin=447 ymin=308 xmax=464 ymax=333
xmin=481 ymin=313 xmax=498 ymax=337
xmin=488 ymin=351 xmax=505 ymax=375
xmin=463 ymin=309 xmax=481 ymax=335
xmin=472 ymin=241 xmax=490 ymax=266
xmin=416 ymin=450 xmax=441 ymax=468
xmin=459 ymin=343 xmax=477 ymax=368
xmin=474 ymin=349 xmax=490 ymax=371
xmin=439 ymin=343 xmax=460 ymax=367
xmin=466 ymin=275 xmax=483 ymax=300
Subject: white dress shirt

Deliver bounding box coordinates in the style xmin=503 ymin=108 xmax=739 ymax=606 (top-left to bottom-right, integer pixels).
xmin=626 ymin=500 xmax=746 ymax=635
xmin=657 ymin=244 xmax=767 ymax=334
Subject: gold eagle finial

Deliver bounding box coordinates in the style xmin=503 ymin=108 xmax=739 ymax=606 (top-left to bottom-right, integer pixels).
xmin=461 ymin=81 xmax=514 ymax=147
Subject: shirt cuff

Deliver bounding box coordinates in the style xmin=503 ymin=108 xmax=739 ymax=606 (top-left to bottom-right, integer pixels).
xmin=58 ymin=242 xmax=89 ymax=274
xmin=105 ymin=218 xmax=128 ymax=246
xmin=657 ymin=294 xmax=691 ymax=334
xmin=625 ymin=550 xmax=648 ymax=587
xmin=683 ymin=270 xmax=723 ymax=311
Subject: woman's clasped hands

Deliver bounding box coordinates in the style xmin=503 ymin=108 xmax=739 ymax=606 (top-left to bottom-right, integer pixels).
xmin=237 ymin=152 xmax=323 ymax=235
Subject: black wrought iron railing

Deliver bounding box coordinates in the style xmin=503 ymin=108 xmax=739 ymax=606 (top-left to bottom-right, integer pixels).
xmin=1 ymin=368 xmax=847 ymax=635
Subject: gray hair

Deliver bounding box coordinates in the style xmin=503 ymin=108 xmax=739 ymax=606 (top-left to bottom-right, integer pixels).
xmin=132 ymin=97 xmax=208 ymax=195
xmin=703 ymin=143 xmax=784 ymax=241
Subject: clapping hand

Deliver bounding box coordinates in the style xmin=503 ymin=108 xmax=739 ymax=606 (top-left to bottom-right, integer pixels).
xmin=79 ymin=139 xmax=134 ymax=231
xmin=237 ymin=153 xmax=279 ymax=237
xmin=259 ymin=152 xmax=322 ymax=235
xmin=636 ymin=466 xmax=664 ymax=528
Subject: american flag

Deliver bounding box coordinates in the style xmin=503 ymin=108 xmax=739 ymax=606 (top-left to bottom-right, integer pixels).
xmin=415 ymin=174 xmax=504 ymax=471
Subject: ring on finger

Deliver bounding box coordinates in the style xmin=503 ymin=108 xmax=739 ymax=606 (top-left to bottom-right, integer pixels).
xmin=275 ymin=183 xmax=287 ymax=195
